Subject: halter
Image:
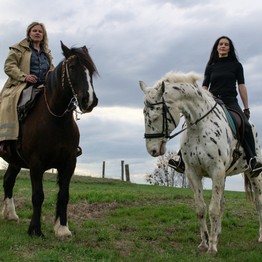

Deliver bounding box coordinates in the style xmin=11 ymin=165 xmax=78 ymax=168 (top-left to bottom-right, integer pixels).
xmin=44 ymin=55 xmax=79 ymax=118
xmin=144 ymin=97 xmax=218 ymax=140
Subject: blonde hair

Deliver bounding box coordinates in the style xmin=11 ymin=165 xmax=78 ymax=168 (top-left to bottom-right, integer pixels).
xmin=26 ymin=22 xmax=49 ymax=49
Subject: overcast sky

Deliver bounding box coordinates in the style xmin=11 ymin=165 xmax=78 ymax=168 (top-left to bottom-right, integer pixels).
xmin=1 ymin=0 xmax=262 ymax=191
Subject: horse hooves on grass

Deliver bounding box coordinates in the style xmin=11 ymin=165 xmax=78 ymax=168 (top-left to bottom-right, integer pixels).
xmin=198 ymin=244 xmax=208 ymax=252
xmin=54 ymin=226 xmax=72 ymax=240
xmin=2 ymin=212 xmax=19 ymax=222
xmin=54 ymin=219 xmax=72 ymax=240
xmin=28 ymin=227 xmax=45 ymax=238
xmin=2 ymin=198 xmax=19 ymax=222
xmin=207 ymin=248 xmax=217 ymax=256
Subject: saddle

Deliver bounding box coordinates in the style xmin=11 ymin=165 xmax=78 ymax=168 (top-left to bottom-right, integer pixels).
xmin=215 ymin=98 xmax=245 ymax=163
xmin=17 ymin=84 xmax=43 ymax=121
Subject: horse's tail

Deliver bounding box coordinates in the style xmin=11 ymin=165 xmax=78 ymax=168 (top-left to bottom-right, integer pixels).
xmin=244 ymin=173 xmax=255 ymax=202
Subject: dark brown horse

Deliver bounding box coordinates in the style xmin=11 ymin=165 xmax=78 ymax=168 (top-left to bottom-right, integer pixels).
xmin=1 ymin=42 xmax=98 ymax=238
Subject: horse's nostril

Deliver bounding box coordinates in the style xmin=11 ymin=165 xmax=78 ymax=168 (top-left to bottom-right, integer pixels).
xmin=152 ymin=150 xmax=157 ymax=156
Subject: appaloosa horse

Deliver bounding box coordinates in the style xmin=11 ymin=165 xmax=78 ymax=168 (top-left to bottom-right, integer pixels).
xmin=1 ymin=42 xmax=98 ymax=238
xmin=139 ymin=71 xmax=262 ymax=254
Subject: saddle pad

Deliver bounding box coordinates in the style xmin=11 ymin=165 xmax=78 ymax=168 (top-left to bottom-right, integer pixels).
xmin=220 ymin=103 xmax=237 ymax=137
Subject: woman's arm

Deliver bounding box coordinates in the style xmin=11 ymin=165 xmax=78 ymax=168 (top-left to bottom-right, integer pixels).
xmin=238 ymin=83 xmax=249 ymax=109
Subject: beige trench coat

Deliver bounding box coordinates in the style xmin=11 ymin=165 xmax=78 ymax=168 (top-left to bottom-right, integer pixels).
xmin=0 ymin=38 xmax=53 ymax=141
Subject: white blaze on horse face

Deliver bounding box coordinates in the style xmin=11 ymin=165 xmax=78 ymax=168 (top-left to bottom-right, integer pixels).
xmin=85 ymin=69 xmax=94 ymax=107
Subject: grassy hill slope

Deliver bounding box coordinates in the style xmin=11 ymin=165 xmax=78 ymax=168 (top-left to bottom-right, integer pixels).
xmin=0 ymin=170 xmax=261 ymax=261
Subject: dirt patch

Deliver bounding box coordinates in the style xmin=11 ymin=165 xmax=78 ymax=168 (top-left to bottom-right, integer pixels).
xmin=68 ymin=201 xmax=118 ymax=221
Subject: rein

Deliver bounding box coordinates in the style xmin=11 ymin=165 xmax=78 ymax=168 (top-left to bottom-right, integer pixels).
xmin=44 ymin=56 xmax=79 ymax=118
xmin=168 ymin=101 xmax=217 ymax=139
xmin=144 ymin=98 xmax=218 ymax=140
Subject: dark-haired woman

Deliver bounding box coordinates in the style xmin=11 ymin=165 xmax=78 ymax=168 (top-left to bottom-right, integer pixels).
xmin=169 ymin=36 xmax=262 ymax=177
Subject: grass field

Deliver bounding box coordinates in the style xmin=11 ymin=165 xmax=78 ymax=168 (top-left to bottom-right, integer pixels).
xmin=0 ymin=170 xmax=261 ymax=262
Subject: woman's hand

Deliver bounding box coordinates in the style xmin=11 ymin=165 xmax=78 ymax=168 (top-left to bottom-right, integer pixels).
xmin=25 ymin=74 xmax=38 ymax=84
xmin=243 ymin=108 xmax=250 ymax=120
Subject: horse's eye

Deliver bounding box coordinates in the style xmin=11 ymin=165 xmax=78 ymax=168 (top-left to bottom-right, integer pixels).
xmin=69 ymin=64 xmax=76 ymax=71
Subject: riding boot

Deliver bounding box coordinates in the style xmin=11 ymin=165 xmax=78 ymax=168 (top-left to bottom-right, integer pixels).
xmin=168 ymin=151 xmax=185 ymax=173
xmin=243 ymin=127 xmax=262 ymax=177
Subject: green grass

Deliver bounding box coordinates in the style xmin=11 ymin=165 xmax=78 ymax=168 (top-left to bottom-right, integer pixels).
xmin=0 ymin=170 xmax=261 ymax=261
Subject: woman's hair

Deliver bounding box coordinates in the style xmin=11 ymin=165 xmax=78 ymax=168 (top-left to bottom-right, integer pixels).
xmin=26 ymin=22 xmax=49 ymax=49
xmin=206 ymin=36 xmax=239 ymax=66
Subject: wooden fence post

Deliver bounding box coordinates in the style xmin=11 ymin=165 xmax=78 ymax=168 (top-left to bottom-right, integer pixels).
xmin=102 ymin=161 xmax=105 ymax=178
xmin=125 ymin=164 xmax=130 ymax=182
xmin=121 ymin=160 xmax=124 ymax=181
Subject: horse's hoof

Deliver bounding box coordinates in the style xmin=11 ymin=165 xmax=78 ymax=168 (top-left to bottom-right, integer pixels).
xmin=28 ymin=226 xmax=44 ymax=237
xmin=198 ymin=243 xmax=208 ymax=252
xmin=2 ymin=198 xmax=19 ymax=222
xmin=55 ymin=225 xmax=72 ymax=240
xmin=2 ymin=210 xmax=19 ymax=222
xmin=207 ymin=247 xmax=217 ymax=256
xmin=28 ymin=230 xmax=45 ymax=238
xmin=54 ymin=219 xmax=72 ymax=239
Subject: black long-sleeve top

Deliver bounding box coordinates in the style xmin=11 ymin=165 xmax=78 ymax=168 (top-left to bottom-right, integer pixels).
xmin=202 ymin=57 xmax=245 ymax=103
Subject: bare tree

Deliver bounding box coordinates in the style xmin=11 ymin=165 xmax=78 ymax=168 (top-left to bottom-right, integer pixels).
xmin=145 ymin=151 xmax=190 ymax=188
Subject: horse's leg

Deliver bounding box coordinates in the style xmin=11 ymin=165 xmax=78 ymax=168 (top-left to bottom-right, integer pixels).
xmin=54 ymin=163 xmax=75 ymax=239
xmin=249 ymin=174 xmax=262 ymax=242
xmin=2 ymin=164 xmax=20 ymax=221
xmin=208 ymin=171 xmax=226 ymax=255
xmin=27 ymin=168 xmax=45 ymax=237
xmin=187 ymin=172 xmax=209 ymax=252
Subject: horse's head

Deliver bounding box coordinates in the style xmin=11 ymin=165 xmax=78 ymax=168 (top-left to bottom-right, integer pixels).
xmin=139 ymin=80 xmax=180 ymax=157
xmin=61 ymin=41 xmax=99 ymax=113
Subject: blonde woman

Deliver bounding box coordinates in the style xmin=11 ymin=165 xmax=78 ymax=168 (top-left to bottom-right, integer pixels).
xmin=0 ymin=22 xmax=54 ymax=156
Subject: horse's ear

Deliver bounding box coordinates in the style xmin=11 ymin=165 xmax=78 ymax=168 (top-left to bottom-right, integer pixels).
xmin=139 ymin=81 xmax=148 ymax=93
xmin=82 ymin=45 xmax=88 ymax=53
xmin=61 ymin=41 xmax=71 ymax=58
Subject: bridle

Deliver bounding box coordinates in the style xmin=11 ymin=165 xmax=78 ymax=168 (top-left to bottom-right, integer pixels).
xmin=144 ymin=97 xmax=177 ymax=139
xmin=44 ymin=55 xmax=80 ymax=118
xmin=144 ymin=97 xmax=218 ymax=140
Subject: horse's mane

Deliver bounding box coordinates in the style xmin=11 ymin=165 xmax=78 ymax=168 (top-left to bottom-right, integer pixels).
xmin=70 ymin=47 xmax=99 ymax=77
xmin=155 ymin=71 xmax=201 ymax=86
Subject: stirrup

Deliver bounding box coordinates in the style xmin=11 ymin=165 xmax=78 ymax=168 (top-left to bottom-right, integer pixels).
xmin=76 ymin=146 xmax=82 ymax=157
xmin=249 ymin=158 xmax=262 ymax=178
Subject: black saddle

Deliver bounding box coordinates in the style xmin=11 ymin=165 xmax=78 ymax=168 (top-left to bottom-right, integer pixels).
xmin=17 ymin=84 xmax=43 ymax=121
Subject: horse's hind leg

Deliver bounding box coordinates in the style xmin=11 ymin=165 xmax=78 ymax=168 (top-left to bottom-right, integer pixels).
xmin=2 ymin=164 xmax=20 ymax=221
xmin=248 ymin=174 xmax=262 ymax=242
xmin=54 ymin=164 xmax=75 ymax=239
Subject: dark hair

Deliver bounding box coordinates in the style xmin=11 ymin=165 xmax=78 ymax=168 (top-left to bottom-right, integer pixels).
xmin=206 ymin=36 xmax=239 ymax=66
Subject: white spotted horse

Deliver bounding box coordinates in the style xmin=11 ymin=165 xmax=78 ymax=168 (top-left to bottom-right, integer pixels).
xmin=1 ymin=42 xmax=98 ymax=239
xmin=139 ymin=71 xmax=262 ymax=255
